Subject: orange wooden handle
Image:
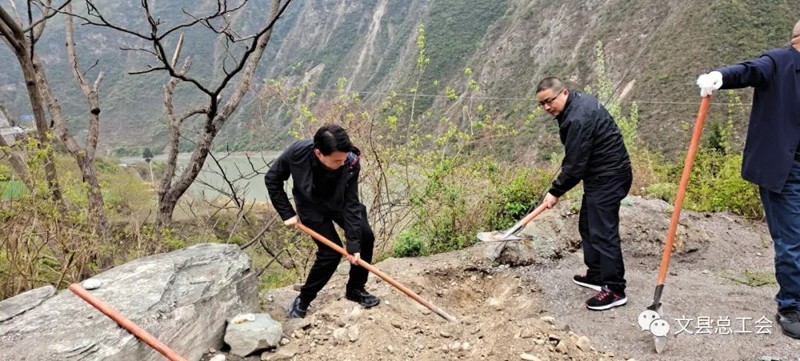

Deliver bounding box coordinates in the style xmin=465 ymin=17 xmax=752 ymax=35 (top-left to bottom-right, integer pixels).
xmin=69 ymin=284 xmax=188 ymax=361
xmin=295 ymin=223 xmax=457 ymax=322
xmin=519 ymin=203 xmax=550 ymax=227
xmin=656 ymin=95 xmax=712 ymax=284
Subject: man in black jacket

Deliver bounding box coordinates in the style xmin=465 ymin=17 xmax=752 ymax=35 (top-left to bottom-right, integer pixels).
xmin=265 ymin=124 xmax=379 ymax=318
xmin=536 ymin=77 xmax=633 ymax=311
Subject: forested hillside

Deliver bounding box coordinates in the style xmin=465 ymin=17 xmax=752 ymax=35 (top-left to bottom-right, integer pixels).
xmin=1 ymin=0 xmax=796 ymax=156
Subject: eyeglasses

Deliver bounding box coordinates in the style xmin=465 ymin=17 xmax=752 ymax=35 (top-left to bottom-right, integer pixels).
xmin=538 ymin=88 xmax=564 ymax=107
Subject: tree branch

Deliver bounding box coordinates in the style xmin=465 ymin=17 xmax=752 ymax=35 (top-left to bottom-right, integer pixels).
xmin=120 ymin=45 xmax=159 ymax=57
xmin=24 ymin=0 xmax=70 ymax=38
xmin=0 ymin=5 xmax=24 ymax=38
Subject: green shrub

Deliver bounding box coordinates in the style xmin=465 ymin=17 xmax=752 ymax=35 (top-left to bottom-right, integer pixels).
xmin=684 ymin=150 xmax=761 ymax=218
xmin=483 ymin=168 xmax=551 ymax=231
xmin=644 ymin=182 xmax=677 ymax=203
xmin=393 ymin=229 xmax=425 ymax=257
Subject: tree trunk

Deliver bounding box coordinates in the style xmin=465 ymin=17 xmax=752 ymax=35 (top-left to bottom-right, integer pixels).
xmin=19 ymin=50 xmax=62 ymax=204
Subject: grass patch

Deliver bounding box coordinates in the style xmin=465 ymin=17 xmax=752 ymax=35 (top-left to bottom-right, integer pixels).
xmin=719 ymin=269 xmax=776 ymax=287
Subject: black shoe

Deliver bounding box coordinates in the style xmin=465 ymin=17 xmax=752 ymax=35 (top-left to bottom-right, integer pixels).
xmin=345 ymin=288 xmax=380 ymax=308
xmin=585 ymin=287 xmax=627 ymax=311
xmin=776 ymin=309 xmax=800 ymax=339
xmin=573 ymin=274 xmax=602 ymax=291
xmin=288 ymin=296 xmax=309 ymax=318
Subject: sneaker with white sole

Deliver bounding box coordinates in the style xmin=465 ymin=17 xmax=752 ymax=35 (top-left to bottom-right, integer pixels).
xmin=585 ymin=287 xmax=627 ymax=311
xmin=573 ymin=274 xmax=602 ymax=291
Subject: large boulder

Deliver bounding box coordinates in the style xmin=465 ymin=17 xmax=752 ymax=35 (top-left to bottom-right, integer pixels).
xmin=0 ymin=243 xmax=257 ymax=361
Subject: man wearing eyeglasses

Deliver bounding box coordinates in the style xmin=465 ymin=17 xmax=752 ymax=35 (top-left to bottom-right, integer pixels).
xmin=696 ymin=19 xmax=800 ymax=339
xmin=535 ymin=77 xmax=632 ymax=311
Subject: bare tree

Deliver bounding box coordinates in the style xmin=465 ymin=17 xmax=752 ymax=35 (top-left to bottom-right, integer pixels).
xmin=1 ymin=1 xmax=111 ymax=234
xmin=0 ymin=2 xmax=67 ymax=204
xmin=53 ymin=2 xmax=108 ymax=232
xmin=59 ymin=0 xmax=293 ymax=229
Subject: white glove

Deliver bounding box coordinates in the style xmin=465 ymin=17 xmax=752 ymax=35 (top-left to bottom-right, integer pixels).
xmin=696 ymin=71 xmax=722 ymax=97
xmin=283 ymin=215 xmax=300 ymax=228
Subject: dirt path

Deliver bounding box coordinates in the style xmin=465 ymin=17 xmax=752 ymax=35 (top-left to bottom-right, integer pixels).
xmin=209 ymin=196 xmax=800 ymax=361
xmin=527 ymin=196 xmax=800 ymax=360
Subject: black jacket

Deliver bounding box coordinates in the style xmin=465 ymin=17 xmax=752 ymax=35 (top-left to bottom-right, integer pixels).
xmin=549 ymin=92 xmax=631 ymax=197
xmin=264 ymin=139 xmax=364 ymax=253
xmin=717 ymin=47 xmax=800 ymax=192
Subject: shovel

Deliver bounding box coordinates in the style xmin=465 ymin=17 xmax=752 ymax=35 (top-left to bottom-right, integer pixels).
xmin=477 ymin=203 xmax=549 ymax=242
xmin=69 ymin=284 xmax=188 ymax=361
xmin=640 ymin=95 xmax=712 ymax=353
xmin=295 ymin=223 xmax=457 ymax=322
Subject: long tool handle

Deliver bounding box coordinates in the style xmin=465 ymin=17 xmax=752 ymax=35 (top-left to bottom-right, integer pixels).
xmin=500 ymin=203 xmax=550 ymax=238
xmin=296 ymin=223 xmax=457 ymax=322
xmin=655 ymin=96 xmax=712 ymax=285
xmin=69 ymin=284 xmax=188 ymax=361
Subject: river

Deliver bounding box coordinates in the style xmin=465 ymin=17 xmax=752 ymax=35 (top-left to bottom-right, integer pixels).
xmin=120 ymin=151 xmax=280 ymax=202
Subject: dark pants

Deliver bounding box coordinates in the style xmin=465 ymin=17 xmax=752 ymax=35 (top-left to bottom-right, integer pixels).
xmin=580 ymin=170 xmax=632 ymax=294
xmin=760 ymin=160 xmax=800 ymax=312
xmin=298 ymin=204 xmax=375 ymax=303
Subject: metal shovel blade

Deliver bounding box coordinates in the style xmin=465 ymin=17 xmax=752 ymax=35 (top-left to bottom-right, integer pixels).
xmin=654 ymin=335 xmax=667 ymax=353
xmin=476 ymin=231 xmax=522 ymax=243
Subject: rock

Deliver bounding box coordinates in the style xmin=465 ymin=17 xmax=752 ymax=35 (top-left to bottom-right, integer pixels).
xmin=280 ymin=338 xmax=290 ymax=346
xmin=539 ymin=316 xmax=556 ymax=325
xmin=551 ymin=322 xmax=570 ymax=331
xmin=261 ymin=343 xmax=299 ymax=361
xmin=0 ymin=244 xmax=256 ymax=361
xmin=461 ymin=341 xmax=470 ymax=350
xmin=519 ymin=328 xmax=535 ymax=339
xmin=391 ymin=320 xmax=403 ymax=329
xmin=231 ymin=313 xmax=256 ymax=324
xmin=0 ymin=285 xmax=55 ymax=322
xmin=387 ymin=345 xmax=394 ymax=353
xmin=81 ymin=278 xmax=103 ymax=290
xmin=284 ymin=318 xmax=311 ymax=336
xmin=520 ymin=353 xmax=542 ymax=361
xmin=346 ymin=307 xmax=363 ymax=324
xmin=548 ymin=334 xmax=561 ymax=342
xmin=440 ymin=331 xmax=452 ymax=338
xmin=209 ymin=355 xmax=226 ymax=361
xmin=555 ymin=340 xmax=568 ymax=354
xmin=224 ymin=313 xmax=283 ymax=357
xmin=348 ymin=326 xmax=360 ymax=342
xmin=336 ymin=261 xmax=350 ymax=275
xmin=332 ymin=328 xmax=348 ymax=344
xmin=209 ymin=348 xmax=217 ymax=353
xmin=450 ymin=341 xmax=461 ymax=351
xmin=576 ymin=336 xmax=591 ymax=351
xmin=292 ymin=283 xmax=303 ymax=292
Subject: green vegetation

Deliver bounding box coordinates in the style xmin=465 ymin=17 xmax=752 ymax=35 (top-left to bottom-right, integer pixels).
xmin=720 ymin=269 xmax=776 ymax=287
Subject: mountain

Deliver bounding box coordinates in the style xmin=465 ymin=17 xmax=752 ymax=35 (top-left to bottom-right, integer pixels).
xmin=0 ymin=0 xmax=797 ymax=156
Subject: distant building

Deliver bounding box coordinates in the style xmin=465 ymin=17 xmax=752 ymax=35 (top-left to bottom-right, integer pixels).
xmin=0 ymin=127 xmax=25 ymax=146
xmin=0 ymin=109 xmax=27 ymax=146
